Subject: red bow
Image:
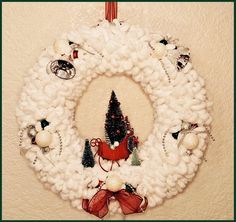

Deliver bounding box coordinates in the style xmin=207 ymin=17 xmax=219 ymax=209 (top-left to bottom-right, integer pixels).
xmin=82 ymin=189 xmax=148 ymax=218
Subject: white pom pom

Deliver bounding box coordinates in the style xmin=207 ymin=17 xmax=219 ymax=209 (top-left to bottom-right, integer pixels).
xmin=53 ymin=39 xmax=71 ymax=55
xmin=35 ymin=130 xmax=52 ymax=147
xmin=182 ymin=133 xmax=199 ymax=150
xmin=106 ymin=175 xmax=123 ymax=192
xmin=113 ymin=141 xmax=119 ymax=147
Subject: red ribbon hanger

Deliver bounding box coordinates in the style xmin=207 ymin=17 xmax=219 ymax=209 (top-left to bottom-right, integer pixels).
xmin=105 ymin=2 xmax=118 ymax=22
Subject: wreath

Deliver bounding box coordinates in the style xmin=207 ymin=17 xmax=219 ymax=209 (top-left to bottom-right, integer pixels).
xmin=16 ymin=15 xmax=213 ymax=218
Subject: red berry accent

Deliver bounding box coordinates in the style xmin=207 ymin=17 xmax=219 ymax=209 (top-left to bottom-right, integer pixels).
xmin=134 ymin=137 xmax=139 ymax=143
xmin=73 ymin=50 xmax=78 ymax=59
xmin=31 ymin=137 xmax=36 ymax=145
xmin=191 ymin=123 xmax=198 ymax=129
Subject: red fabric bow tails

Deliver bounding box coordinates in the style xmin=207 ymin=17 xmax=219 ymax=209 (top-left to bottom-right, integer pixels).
xmin=82 ymin=189 xmax=148 ymax=218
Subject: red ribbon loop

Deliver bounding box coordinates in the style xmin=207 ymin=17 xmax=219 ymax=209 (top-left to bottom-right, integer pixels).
xmin=90 ymin=138 xmax=102 ymax=147
xmin=105 ymin=2 xmax=118 ymax=22
xmin=82 ymin=189 xmax=148 ymax=218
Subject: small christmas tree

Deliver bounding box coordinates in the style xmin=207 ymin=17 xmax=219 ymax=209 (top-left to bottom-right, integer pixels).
xmin=127 ymin=136 xmax=135 ymax=153
xmin=82 ymin=139 xmax=95 ymax=168
xmin=105 ymin=91 xmax=127 ymax=145
xmin=131 ymin=148 xmax=141 ymax=166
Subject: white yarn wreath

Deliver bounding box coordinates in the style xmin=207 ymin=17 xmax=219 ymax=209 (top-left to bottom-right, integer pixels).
xmin=16 ymin=20 xmax=213 ymax=216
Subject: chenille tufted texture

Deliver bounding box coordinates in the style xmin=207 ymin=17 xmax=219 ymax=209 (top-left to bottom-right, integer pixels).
xmin=2 ymin=2 xmax=233 ymax=220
